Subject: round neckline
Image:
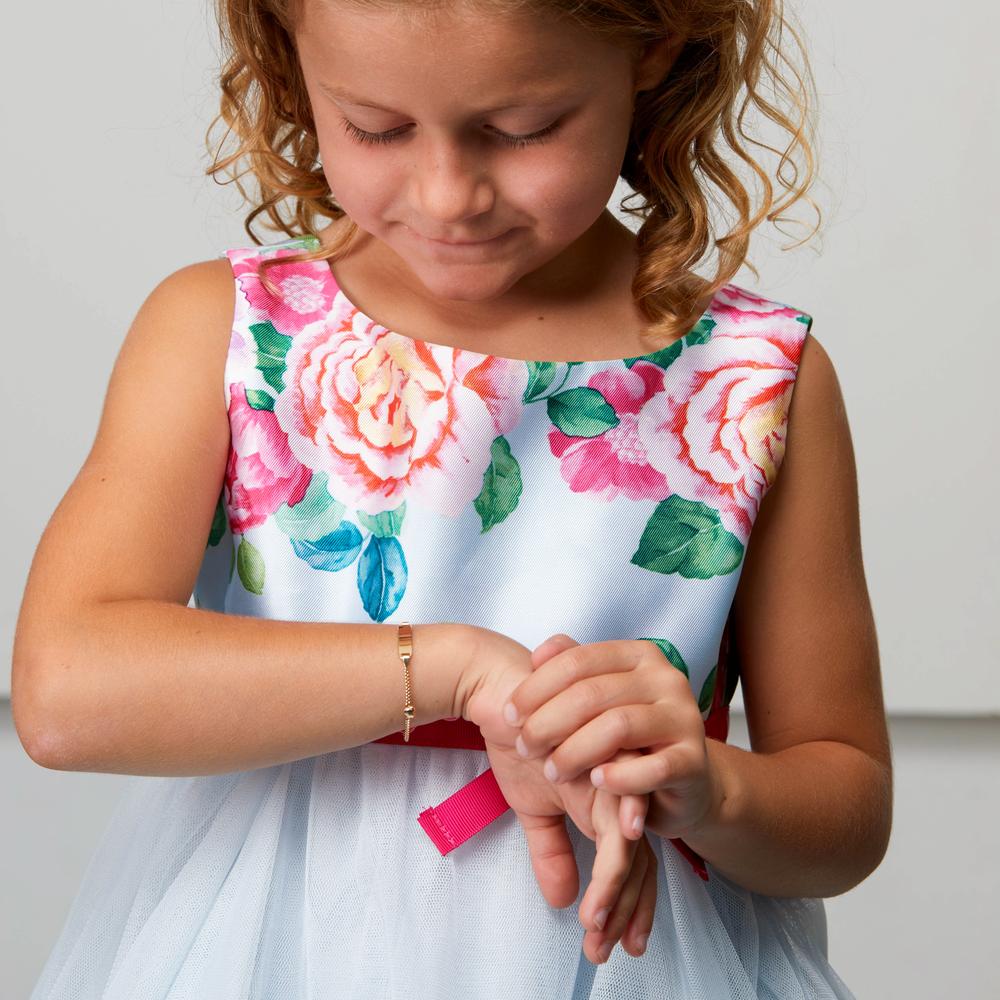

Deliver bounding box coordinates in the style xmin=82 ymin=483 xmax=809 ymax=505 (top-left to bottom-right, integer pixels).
xmin=281 ymin=235 xmax=719 ymax=366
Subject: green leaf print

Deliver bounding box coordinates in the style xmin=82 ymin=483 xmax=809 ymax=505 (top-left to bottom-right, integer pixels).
xmin=546 ymin=386 xmax=619 ymax=438
xmin=474 ymin=436 xmax=523 ymax=532
xmin=523 ymin=360 xmax=575 ymax=403
xmin=622 ymin=313 xmax=716 ymax=368
xmin=274 ymin=472 xmax=347 ymax=542
xmin=698 ymin=665 xmax=718 ymax=715
xmin=248 ymin=320 xmax=293 ymax=395
xmin=207 ymin=492 xmax=228 ymax=547
xmin=631 ymin=495 xmax=744 ymax=579
xmin=684 ymin=313 xmax=716 ymax=346
xmin=244 ymin=388 xmax=276 ymax=411
xmin=236 ymin=537 xmax=265 ymax=594
xmin=638 ymin=637 xmax=689 ymax=677
xmin=358 ymin=502 xmax=407 ymax=538
xmin=523 ymin=361 xmax=559 ymax=403
xmin=624 ymin=339 xmax=683 ymax=371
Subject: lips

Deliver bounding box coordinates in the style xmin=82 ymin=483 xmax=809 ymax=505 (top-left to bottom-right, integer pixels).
xmin=412 ymin=227 xmax=508 ymax=246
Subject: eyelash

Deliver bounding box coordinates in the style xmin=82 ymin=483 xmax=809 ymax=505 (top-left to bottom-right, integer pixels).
xmin=338 ymin=116 xmax=561 ymax=149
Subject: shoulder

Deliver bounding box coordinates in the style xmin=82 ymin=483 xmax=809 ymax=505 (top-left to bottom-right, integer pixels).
xmin=142 ymin=257 xmax=237 ymax=330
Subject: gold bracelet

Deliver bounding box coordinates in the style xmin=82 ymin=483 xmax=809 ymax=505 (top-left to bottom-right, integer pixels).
xmin=398 ymin=622 xmax=415 ymax=742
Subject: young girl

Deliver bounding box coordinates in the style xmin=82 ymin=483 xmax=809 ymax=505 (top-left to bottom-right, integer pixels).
xmin=14 ymin=0 xmax=891 ymax=996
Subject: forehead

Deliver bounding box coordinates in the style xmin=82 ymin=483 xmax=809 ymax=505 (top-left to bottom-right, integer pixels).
xmin=294 ymin=0 xmax=631 ymax=97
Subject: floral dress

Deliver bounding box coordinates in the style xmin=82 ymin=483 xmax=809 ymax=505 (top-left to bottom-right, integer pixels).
xmin=29 ymin=234 xmax=856 ymax=999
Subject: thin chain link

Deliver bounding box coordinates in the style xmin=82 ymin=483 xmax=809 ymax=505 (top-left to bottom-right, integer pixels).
xmin=398 ymin=622 xmax=414 ymax=741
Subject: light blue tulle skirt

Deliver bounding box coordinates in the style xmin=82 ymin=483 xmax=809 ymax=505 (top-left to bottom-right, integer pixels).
xmin=30 ymin=745 xmax=856 ymax=999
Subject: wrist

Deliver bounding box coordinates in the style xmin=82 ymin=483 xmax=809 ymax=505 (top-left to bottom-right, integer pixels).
xmin=451 ymin=624 xmax=488 ymax=720
xmin=417 ymin=621 xmax=484 ymax=722
xmin=668 ymin=738 xmax=744 ymax=847
xmin=396 ymin=622 xmax=479 ymax=728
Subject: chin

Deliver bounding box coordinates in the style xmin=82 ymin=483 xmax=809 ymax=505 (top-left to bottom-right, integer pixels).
xmin=401 ymin=259 xmax=527 ymax=305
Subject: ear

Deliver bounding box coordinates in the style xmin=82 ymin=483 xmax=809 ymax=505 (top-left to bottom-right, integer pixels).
xmin=632 ymin=33 xmax=687 ymax=96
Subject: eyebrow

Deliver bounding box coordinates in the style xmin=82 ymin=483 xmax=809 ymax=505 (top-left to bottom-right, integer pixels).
xmin=318 ymin=81 xmax=572 ymax=114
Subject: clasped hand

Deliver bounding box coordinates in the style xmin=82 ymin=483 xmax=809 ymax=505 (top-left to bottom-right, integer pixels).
xmin=463 ymin=630 xmax=722 ymax=966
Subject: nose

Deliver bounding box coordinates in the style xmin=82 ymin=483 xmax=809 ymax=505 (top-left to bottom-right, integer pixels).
xmin=411 ymin=134 xmax=496 ymax=226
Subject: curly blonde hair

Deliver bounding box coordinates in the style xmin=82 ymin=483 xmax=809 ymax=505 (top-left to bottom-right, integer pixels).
xmin=205 ymin=0 xmax=821 ymax=350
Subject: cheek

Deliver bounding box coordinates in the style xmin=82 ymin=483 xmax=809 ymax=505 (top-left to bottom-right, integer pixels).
xmin=320 ymin=155 xmax=395 ymax=221
xmin=520 ymin=155 xmax=623 ymax=235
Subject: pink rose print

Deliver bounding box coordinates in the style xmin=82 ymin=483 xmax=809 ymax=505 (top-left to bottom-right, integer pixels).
xmin=638 ymin=318 xmax=805 ymax=542
xmin=272 ymin=297 xmax=528 ymax=518
xmin=231 ymin=249 xmax=336 ymax=336
xmin=548 ymin=363 xmax=672 ymax=502
xmin=225 ymin=382 xmax=313 ymax=533
xmin=706 ymin=285 xmax=807 ymax=360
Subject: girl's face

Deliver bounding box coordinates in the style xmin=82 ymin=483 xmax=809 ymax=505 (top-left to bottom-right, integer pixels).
xmin=293 ymin=0 xmax=666 ymax=313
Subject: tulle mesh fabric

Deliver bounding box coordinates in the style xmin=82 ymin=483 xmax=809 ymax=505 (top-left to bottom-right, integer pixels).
xmin=30 ymin=746 xmax=856 ymax=999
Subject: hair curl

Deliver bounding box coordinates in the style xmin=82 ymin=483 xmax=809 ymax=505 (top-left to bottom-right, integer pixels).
xmin=205 ymin=0 xmax=821 ymax=350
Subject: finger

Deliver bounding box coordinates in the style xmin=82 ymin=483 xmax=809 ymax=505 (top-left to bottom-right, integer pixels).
xmin=535 ymin=699 xmax=684 ymax=779
xmin=581 ymin=792 xmax=648 ymax=965
xmin=507 ymin=638 xmax=653 ymax=727
xmin=517 ymin=810 xmax=580 ymax=911
xmin=587 ymin=832 xmax=649 ymax=964
xmin=530 ymin=633 xmax=578 ymax=668
xmin=620 ymin=791 xmax=650 ymax=840
xmin=619 ymin=837 xmax=657 ymax=957
xmin=590 ymin=742 xmax=703 ymax=797
xmin=579 ymin=781 xmax=638 ymax=936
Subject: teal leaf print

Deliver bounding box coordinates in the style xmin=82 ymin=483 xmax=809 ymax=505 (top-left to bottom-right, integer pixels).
xmin=236 ymin=537 xmax=265 ymax=594
xmin=631 ymin=495 xmax=744 ymax=579
xmin=358 ymin=502 xmax=407 ymax=538
xmin=248 ymin=320 xmax=293 ymax=395
xmin=638 ymin=637 xmax=689 ymax=678
xmin=274 ymin=472 xmax=347 ymax=542
xmin=290 ymin=520 xmax=364 ymax=571
xmin=358 ymin=535 xmax=408 ymax=621
xmin=474 ymin=436 xmax=523 ymax=532
xmin=207 ymin=492 xmax=227 ymax=547
xmin=547 ymin=386 xmax=619 ymax=438
xmin=698 ymin=665 xmax=718 ymax=714
xmin=245 ymin=388 xmax=276 ymax=411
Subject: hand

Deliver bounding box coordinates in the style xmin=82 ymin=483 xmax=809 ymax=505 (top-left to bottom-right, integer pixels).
xmin=503 ymin=635 xmax=723 ymax=844
xmin=531 ymin=634 xmax=657 ymax=964
xmin=464 ymin=630 xmax=656 ymax=963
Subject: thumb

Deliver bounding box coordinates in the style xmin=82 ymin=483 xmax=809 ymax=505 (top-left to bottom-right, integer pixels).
xmin=531 ymin=633 xmax=579 ymax=669
xmin=516 ymin=809 xmax=580 ymax=910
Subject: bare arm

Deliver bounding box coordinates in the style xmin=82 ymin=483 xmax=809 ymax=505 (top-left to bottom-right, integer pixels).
xmin=10 ymin=259 xmax=479 ymax=776
xmin=19 ymin=602 xmax=474 ymax=776
xmin=654 ymin=332 xmax=893 ymax=898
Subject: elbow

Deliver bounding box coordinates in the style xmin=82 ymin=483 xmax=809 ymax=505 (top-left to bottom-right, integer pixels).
xmin=830 ymin=755 xmax=894 ymax=896
xmin=11 ymin=648 xmax=79 ymax=771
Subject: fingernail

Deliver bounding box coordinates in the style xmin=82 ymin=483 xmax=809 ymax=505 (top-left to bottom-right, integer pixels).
xmin=636 ymin=933 xmax=649 ymax=954
xmin=503 ymin=701 xmax=521 ymax=725
xmin=515 ymin=734 xmax=530 ymax=757
xmin=543 ymin=757 xmax=559 ymax=782
xmin=594 ymin=907 xmax=608 ymax=930
xmin=598 ymin=941 xmax=613 ymax=962
xmin=631 ymin=816 xmax=644 ymax=836
xmin=591 ymin=767 xmax=605 ymax=787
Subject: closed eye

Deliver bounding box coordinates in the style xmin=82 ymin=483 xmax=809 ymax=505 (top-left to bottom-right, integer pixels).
xmin=338 ymin=116 xmax=562 ymax=149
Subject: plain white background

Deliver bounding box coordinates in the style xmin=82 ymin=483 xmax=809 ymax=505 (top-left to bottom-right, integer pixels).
xmin=3 ymin=0 xmax=997 ymax=996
